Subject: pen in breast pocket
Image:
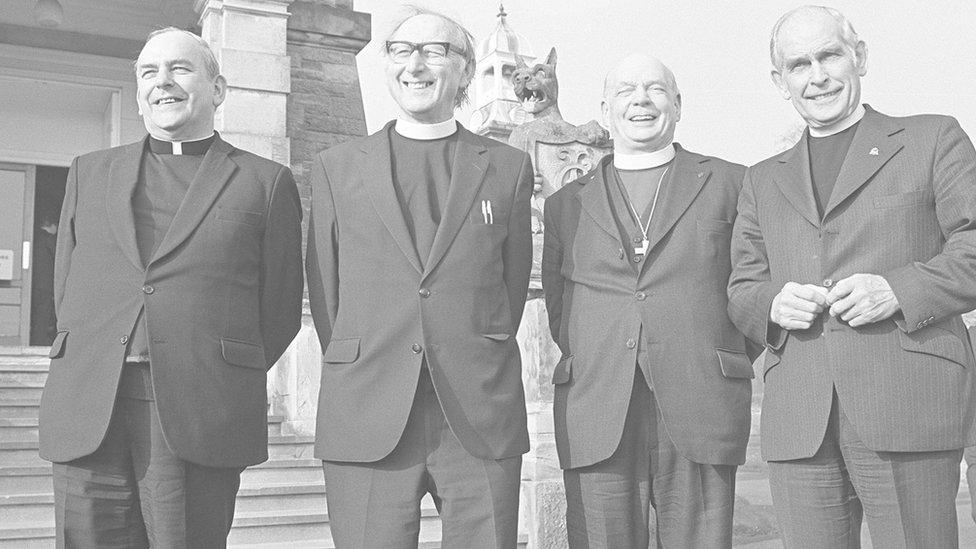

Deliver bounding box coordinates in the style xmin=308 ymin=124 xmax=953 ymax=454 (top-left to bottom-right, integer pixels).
xmin=481 ymin=200 xmax=489 ymax=224
xmin=486 ymin=200 xmax=494 ymax=224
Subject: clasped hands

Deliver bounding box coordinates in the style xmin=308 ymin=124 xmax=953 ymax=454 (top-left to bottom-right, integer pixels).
xmin=769 ymin=274 xmax=900 ymax=330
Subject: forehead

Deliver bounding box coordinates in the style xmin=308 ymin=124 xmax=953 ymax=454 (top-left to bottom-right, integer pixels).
xmin=390 ymin=14 xmax=458 ymax=44
xmin=137 ymin=32 xmax=207 ymax=65
xmin=776 ymin=13 xmax=846 ymax=58
xmin=609 ymin=58 xmax=671 ymax=88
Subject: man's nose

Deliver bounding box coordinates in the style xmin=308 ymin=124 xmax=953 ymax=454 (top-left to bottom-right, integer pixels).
xmin=154 ymin=68 xmax=174 ymax=87
xmin=631 ymin=87 xmax=652 ymax=105
xmin=810 ymin=61 xmax=829 ymax=84
xmin=404 ymin=50 xmax=426 ymax=73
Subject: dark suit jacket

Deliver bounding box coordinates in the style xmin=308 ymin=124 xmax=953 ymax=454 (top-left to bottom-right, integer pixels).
xmin=306 ymin=122 xmax=533 ymax=462
xmin=728 ymin=106 xmax=976 ymax=461
xmin=542 ymin=146 xmax=754 ymax=470
xmin=38 ymin=135 xmax=304 ymax=468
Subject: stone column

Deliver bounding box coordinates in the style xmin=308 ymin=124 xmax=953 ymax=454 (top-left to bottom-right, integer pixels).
xmin=196 ymin=0 xmax=292 ymax=165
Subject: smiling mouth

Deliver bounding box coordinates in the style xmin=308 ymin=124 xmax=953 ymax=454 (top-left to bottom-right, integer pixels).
xmin=808 ymin=89 xmax=840 ymax=101
xmin=629 ymin=114 xmax=657 ymax=122
xmin=155 ymin=97 xmax=183 ymax=105
xmin=403 ymin=81 xmax=433 ymax=89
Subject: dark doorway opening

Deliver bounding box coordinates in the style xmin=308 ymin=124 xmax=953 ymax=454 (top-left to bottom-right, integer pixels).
xmin=29 ymin=165 xmax=67 ymax=346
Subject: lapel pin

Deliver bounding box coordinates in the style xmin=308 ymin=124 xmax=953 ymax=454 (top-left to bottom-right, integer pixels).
xmin=697 ymin=172 xmax=704 ymax=178
xmin=869 ymin=147 xmax=879 ymax=156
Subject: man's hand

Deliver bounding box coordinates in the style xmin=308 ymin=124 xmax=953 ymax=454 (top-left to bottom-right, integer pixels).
xmin=770 ymin=282 xmax=829 ymax=330
xmin=826 ymin=273 xmax=900 ymax=327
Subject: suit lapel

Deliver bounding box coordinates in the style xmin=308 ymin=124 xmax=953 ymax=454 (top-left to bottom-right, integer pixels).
xmin=423 ymin=126 xmax=488 ymax=278
xmin=359 ymin=122 xmax=423 ymax=275
xmin=576 ymin=156 xmax=621 ymax=244
xmin=772 ymin=134 xmax=821 ymax=228
xmin=106 ymin=138 xmax=149 ymax=271
xmin=149 ymin=135 xmax=237 ymax=265
xmin=823 ymin=108 xmax=904 ymax=218
xmin=643 ymin=146 xmax=709 ymax=258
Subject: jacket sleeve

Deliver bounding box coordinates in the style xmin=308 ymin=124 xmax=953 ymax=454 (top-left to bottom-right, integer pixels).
xmin=727 ymin=167 xmax=785 ymax=350
xmin=502 ymin=152 xmax=534 ymax=331
xmin=884 ymin=117 xmax=976 ymax=332
xmin=541 ymin=194 xmax=567 ymax=355
xmin=53 ymin=157 xmax=79 ymax=321
xmin=305 ymin=154 xmax=340 ymax=351
xmin=259 ymin=166 xmax=304 ymax=368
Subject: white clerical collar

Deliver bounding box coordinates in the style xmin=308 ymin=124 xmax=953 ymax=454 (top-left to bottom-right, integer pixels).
xmin=808 ymin=105 xmax=866 ymax=138
xmin=613 ymin=143 xmax=676 ymax=170
xmin=394 ymin=118 xmax=458 ymax=140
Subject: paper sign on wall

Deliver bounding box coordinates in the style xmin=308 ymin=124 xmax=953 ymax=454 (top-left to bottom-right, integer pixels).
xmin=0 ymin=249 xmax=13 ymax=280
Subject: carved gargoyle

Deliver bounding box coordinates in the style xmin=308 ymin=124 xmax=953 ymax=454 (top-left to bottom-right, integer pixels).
xmin=508 ymin=47 xmax=611 ymax=199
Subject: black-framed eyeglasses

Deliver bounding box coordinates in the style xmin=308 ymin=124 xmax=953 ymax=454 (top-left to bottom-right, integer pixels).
xmin=385 ymin=41 xmax=455 ymax=65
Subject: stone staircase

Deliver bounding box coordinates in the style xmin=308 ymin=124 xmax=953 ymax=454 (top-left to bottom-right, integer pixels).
xmin=0 ymin=347 xmax=461 ymax=548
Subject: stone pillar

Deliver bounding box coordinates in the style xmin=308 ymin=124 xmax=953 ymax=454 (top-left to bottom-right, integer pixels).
xmin=196 ymin=0 xmax=292 ymax=165
xmin=273 ymin=1 xmax=369 ymax=435
xmin=517 ymin=290 xmax=567 ymax=547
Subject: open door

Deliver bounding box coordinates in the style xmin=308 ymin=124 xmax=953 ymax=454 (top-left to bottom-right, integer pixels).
xmin=0 ymin=163 xmax=36 ymax=346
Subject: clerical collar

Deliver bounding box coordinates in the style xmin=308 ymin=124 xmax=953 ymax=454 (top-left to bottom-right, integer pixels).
xmin=808 ymin=105 xmax=866 ymax=138
xmin=614 ymin=143 xmax=676 ymax=170
xmin=148 ymin=133 xmax=216 ymax=155
xmin=394 ymin=118 xmax=458 ymax=140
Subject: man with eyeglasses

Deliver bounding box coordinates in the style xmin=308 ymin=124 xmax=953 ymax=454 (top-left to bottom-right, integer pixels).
xmin=305 ymin=7 xmax=533 ymax=548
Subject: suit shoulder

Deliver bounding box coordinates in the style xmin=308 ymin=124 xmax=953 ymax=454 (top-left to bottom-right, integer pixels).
xmin=680 ymin=148 xmax=745 ymax=175
xmin=228 ymin=147 xmax=290 ymax=178
xmin=471 ymin=130 xmax=530 ymax=163
xmin=319 ymin=132 xmax=373 ymax=163
xmin=548 ymin=166 xmax=594 ymax=205
xmin=75 ymin=140 xmax=140 ymax=165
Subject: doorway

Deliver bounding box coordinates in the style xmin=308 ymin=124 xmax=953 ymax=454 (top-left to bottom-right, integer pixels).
xmin=0 ymin=163 xmax=67 ymax=347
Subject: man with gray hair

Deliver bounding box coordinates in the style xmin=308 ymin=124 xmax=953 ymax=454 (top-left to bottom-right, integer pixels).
xmin=306 ymin=7 xmax=533 ymax=548
xmin=38 ymin=27 xmax=304 ymax=547
xmin=729 ymin=5 xmax=976 ymax=546
xmin=543 ymin=52 xmax=754 ymax=547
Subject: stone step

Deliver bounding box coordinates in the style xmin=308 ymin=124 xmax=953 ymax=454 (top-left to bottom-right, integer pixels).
xmin=0 ymin=466 xmax=52 ymax=495
xmin=0 ymin=442 xmax=45 ymax=467
xmin=0 ymin=386 xmax=43 ymax=402
xmin=266 ymin=435 xmax=315 ymax=460
xmin=0 ymin=523 xmax=53 ymax=545
xmin=0 ymin=371 xmax=48 ymax=387
xmin=0 ymin=493 xmax=51 ymax=525
xmin=0 ymin=419 xmax=38 ymax=442
xmin=0 ymin=399 xmax=40 ymax=420
xmin=234 ymin=483 xmax=326 ymax=513
xmin=0 ymin=354 xmax=50 ymax=368
xmin=241 ymin=459 xmax=323 ymax=486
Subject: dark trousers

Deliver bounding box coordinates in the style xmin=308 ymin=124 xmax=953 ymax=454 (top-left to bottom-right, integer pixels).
xmin=322 ymin=368 xmax=522 ymax=549
xmin=52 ymin=364 xmax=242 ymax=549
xmin=769 ymin=391 xmax=962 ymax=549
xmin=564 ymin=368 xmax=737 ymax=549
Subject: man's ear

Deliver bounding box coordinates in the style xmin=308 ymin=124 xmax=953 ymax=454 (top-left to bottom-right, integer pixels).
xmin=600 ymin=99 xmax=611 ymax=132
xmin=213 ymin=75 xmax=227 ymax=107
xmin=854 ymin=40 xmax=868 ymax=76
xmin=770 ymin=69 xmax=790 ymax=100
xmin=674 ymin=93 xmax=682 ymax=122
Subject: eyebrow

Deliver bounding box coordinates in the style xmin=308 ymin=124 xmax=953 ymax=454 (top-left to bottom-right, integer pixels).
xmin=136 ymin=57 xmax=196 ymax=70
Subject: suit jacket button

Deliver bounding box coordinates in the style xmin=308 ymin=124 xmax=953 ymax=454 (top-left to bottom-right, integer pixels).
xmin=142 ymin=285 xmax=154 ymax=294
xmin=626 ymin=338 xmax=636 ymax=349
xmin=633 ymin=256 xmax=642 ymax=263
xmin=418 ymin=288 xmax=430 ymax=298
xmin=635 ymin=291 xmax=646 ymax=301
xmin=120 ymin=335 xmax=129 ymax=345
xmin=822 ymin=278 xmax=833 ymax=288
xmin=411 ymin=343 xmax=422 ymax=354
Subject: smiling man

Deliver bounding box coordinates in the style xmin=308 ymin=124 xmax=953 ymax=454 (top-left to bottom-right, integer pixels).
xmin=38 ymin=28 xmax=303 ymax=548
xmin=728 ymin=5 xmax=976 ymax=547
xmin=305 ymin=7 xmax=533 ymax=548
xmin=541 ymin=53 xmax=754 ymax=547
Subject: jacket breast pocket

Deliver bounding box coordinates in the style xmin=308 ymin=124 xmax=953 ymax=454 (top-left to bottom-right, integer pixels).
xmin=216 ymin=207 xmax=264 ymax=227
xmin=323 ymin=338 xmax=361 ymax=364
xmin=220 ymin=338 xmax=267 ymax=370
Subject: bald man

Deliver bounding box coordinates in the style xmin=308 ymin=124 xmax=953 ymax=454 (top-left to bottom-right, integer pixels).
xmin=542 ymin=53 xmax=754 ymax=548
xmin=729 ymin=6 xmax=976 ymax=547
